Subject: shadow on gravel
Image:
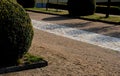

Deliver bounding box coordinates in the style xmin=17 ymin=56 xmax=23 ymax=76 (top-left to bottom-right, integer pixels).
xmin=59 ymin=23 xmax=120 ymax=38
xmin=59 ymin=22 xmax=92 ymax=28
xmin=41 ymin=15 xmax=120 ymax=38
xmin=42 ymin=16 xmax=75 ymax=21
xmin=106 ymin=32 xmax=120 ymax=38
xmin=0 ymin=60 xmax=48 ymax=74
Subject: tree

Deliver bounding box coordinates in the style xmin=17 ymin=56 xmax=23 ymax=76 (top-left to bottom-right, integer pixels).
xmin=106 ymin=0 xmax=111 ymax=18
xmin=67 ymin=0 xmax=96 ymax=16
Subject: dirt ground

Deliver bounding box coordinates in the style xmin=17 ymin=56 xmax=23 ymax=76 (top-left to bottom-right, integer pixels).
xmin=1 ymin=12 xmax=120 ymax=76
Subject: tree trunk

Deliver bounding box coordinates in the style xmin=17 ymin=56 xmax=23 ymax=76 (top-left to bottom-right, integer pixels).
xmin=106 ymin=0 xmax=111 ymax=18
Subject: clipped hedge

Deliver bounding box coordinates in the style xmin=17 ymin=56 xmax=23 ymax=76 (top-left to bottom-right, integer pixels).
xmin=0 ymin=0 xmax=33 ymax=67
xmin=67 ymin=0 xmax=96 ymax=16
xmin=46 ymin=3 xmax=68 ymax=10
xmin=17 ymin=0 xmax=35 ymax=8
xmin=96 ymin=5 xmax=120 ymax=15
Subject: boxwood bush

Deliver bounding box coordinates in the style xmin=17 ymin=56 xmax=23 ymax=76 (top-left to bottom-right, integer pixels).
xmin=0 ymin=0 xmax=33 ymax=67
xmin=17 ymin=0 xmax=35 ymax=8
xmin=96 ymin=5 xmax=120 ymax=15
xmin=67 ymin=0 xmax=96 ymax=16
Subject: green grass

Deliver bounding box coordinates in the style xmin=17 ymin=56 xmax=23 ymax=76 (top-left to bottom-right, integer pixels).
xmin=26 ymin=8 xmax=68 ymax=15
xmin=97 ymin=5 xmax=120 ymax=9
xmin=19 ymin=53 xmax=43 ymax=65
xmin=81 ymin=14 xmax=120 ymax=23
xmin=26 ymin=8 xmax=120 ymax=23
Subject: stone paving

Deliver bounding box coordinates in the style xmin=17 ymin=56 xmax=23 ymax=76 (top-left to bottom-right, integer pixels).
xmin=32 ymin=19 xmax=120 ymax=52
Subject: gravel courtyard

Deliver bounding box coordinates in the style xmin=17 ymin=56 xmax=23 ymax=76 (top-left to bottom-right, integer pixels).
xmin=1 ymin=12 xmax=120 ymax=76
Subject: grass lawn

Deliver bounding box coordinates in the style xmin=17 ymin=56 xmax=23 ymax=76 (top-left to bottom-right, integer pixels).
xmin=26 ymin=8 xmax=120 ymax=24
xmin=26 ymin=8 xmax=68 ymax=15
xmin=0 ymin=53 xmax=47 ymax=74
xmin=19 ymin=53 xmax=44 ymax=65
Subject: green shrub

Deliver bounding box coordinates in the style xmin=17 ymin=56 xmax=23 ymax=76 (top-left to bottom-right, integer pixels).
xmin=67 ymin=0 xmax=96 ymax=16
xmin=96 ymin=5 xmax=120 ymax=15
xmin=17 ymin=0 xmax=35 ymax=8
xmin=0 ymin=0 xmax=33 ymax=67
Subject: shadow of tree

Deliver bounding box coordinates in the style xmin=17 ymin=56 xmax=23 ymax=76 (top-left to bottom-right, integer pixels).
xmin=42 ymin=16 xmax=120 ymax=38
xmin=106 ymin=32 xmax=120 ymax=38
xmin=59 ymin=22 xmax=92 ymax=28
xmin=83 ymin=26 xmax=112 ymax=33
xmin=61 ymin=23 xmax=120 ymax=38
xmin=42 ymin=16 xmax=75 ymax=21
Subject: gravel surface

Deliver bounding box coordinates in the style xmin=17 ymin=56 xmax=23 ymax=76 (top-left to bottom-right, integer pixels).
xmin=1 ymin=12 xmax=120 ymax=76
xmin=1 ymin=29 xmax=120 ymax=76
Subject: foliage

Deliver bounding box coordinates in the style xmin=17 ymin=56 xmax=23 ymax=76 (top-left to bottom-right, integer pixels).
xmin=19 ymin=53 xmax=43 ymax=65
xmin=67 ymin=0 xmax=96 ymax=16
xmin=0 ymin=0 xmax=33 ymax=67
xmin=17 ymin=0 xmax=35 ymax=8
xmin=96 ymin=5 xmax=120 ymax=15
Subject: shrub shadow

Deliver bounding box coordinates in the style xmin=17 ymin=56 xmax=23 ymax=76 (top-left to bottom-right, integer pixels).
xmin=106 ymin=32 xmax=120 ymax=38
xmin=0 ymin=60 xmax=48 ymax=74
xmin=42 ymin=16 xmax=76 ymax=21
xmin=41 ymin=15 xmax=120 ymax=38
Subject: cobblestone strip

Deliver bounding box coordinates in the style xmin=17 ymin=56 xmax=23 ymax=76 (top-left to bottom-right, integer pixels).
xmin=32 ymin=19 xmax=120 ymax=51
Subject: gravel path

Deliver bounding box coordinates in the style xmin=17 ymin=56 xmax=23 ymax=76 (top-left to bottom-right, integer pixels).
xmin=1 ymin=12 xmax=120 ymax=76
xmin=1 ymin=29 xmax=120 ymax=76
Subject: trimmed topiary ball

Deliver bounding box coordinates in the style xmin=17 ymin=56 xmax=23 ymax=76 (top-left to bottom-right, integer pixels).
xmin=67 ymin=0 xmax=96 ymax=16
xmin=0 ymin=0 xmax=34 ymax=67
xmin=17 ymin=0 xmax=35 ymax=8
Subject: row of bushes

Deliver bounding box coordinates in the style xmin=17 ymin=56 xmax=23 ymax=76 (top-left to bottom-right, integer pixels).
xmin=67 ymin=0 xmax=96 ymax=16
xmin=17 ymin=0 xmax=120 ymax=15
xmin=16 ymin=0 xmax=35 ymax=8
xmin=96 ymin=2 xmax=120 ymax=6
xmin=46 ymin=3 xmax=68 ymax=10
xmin=17 ymin=0 xmax=96 ymax=16
xmin=96 ymin=5 xmax=120 ymax=15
